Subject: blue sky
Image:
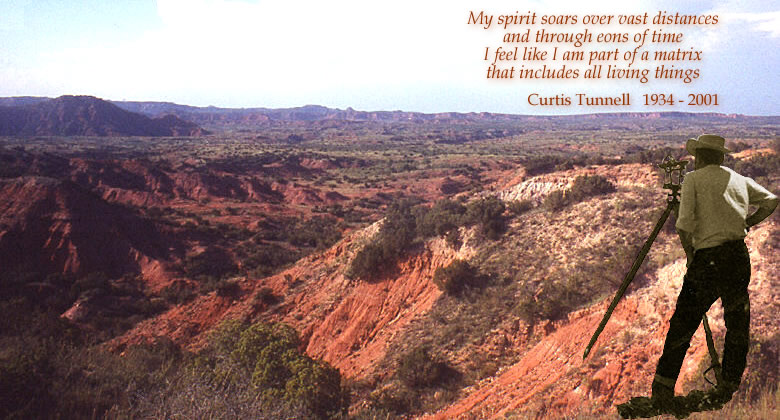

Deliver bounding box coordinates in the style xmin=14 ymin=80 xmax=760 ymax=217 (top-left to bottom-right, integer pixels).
xmin=0 ymin=0 xmax=778 ymax=115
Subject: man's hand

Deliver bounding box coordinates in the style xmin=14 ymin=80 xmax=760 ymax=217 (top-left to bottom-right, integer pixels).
xmin=746 ymin=197 xmax=778 ymax=230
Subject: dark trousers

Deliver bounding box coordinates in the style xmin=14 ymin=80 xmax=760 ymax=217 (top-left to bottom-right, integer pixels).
xmin=655 ymin=239 xmax=751 ymax=387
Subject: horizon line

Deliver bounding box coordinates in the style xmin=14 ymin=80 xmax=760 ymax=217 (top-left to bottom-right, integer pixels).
xmin=2 ymin=94 xmax=779 ymax=119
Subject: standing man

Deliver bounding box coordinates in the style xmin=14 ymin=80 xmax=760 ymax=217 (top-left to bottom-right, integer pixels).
xmin=651 ymin=134 xmax=778 ymax=409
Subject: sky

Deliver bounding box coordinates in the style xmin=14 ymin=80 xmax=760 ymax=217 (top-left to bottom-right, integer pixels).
xmin=0 ymin=0 xmax=778 ymax=115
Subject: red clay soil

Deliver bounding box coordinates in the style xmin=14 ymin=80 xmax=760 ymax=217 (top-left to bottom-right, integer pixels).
xmin=108 ymin=224 xmax=468 ymax=380
xmin=293 ymin=238 xmax=458 ymax=378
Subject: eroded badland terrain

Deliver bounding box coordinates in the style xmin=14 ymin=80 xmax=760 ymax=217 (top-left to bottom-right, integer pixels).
xmin=1 ymin=96 xmax=778 ymax=419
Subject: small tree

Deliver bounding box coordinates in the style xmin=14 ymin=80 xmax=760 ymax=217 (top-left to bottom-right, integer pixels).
xmin=348 ymin=199 xmax=418 ymax=280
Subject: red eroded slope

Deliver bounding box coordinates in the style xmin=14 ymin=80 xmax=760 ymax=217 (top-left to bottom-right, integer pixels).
xmin=294 ymin=236 xmax=473 ymax=378
xmin=109 ymin=222 xmax=474 ymax=379
xmin=0 ymin=176 xmax=178 ymax=281
xmin=68 ymin=158 xmax=285 ymax=207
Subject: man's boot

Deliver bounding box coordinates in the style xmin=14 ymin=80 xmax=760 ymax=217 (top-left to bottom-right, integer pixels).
xmin=650 ymin=375 xmax=676 ymax=410
xmin=700 ymin=379 xmax=738 ymax=410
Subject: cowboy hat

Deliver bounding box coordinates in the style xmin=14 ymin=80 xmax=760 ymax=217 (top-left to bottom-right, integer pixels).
xmin=685 ymin=134 xmax=731 ymax=155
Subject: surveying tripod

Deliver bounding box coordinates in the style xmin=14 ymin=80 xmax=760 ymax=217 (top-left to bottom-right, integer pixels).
xmin=583 ymin=156 xmax=723 ymax=388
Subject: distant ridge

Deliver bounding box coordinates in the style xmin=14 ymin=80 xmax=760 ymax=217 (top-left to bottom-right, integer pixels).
xmin=1 ymin=95 xmax=777 ymax=133
xmin=112 ymin=100 xmax=771 ymax=122
xmin=0 ymin=95 xmax=208 ymax=137
xmin=109 ymin=101 xmax=779 ymax=130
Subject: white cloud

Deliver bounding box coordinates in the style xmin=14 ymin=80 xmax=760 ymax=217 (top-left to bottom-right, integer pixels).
xmin=721 ymin=11 xmax=780 ymax=38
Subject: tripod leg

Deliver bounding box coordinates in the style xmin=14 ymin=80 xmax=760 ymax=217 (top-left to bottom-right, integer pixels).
xmin=702 ymin=314 xmax=722 ymax=386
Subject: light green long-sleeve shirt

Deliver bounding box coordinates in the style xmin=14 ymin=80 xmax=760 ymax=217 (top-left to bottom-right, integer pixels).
xmin=675 ymin=165 xmax=777 ymax=250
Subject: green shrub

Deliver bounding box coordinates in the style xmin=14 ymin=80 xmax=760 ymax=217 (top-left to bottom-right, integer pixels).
xmin=523 ymin=155 xmax=585 ymax=176
xmin=0 ymin=293 xmax=183 ymax=420
xmin=348 ymin=200 xmax=418 ymax=280
xmin=543 ymin=175 xmax=616 ymax=212
xmin=368 ymin=382 xmax=418 ymax=415
xmin=465 ymin=196 xmax=506 ymax=239
xmin=200 ymin=320 xmax=348 ymax=419
xmin=415 ymin=199 xmax=467 ymax=238
xmin=543 ymin=190 xmax=568 ymax=212
xmin=283 ymin=356 xmax=345 ymax=418
xmin=349 ymin=242 xmax=388 ymax=280
xmin=183 ymin=247 xmax=237 ymax=280
xmin=237 ymin=242 xmax=301 ymax=279
xmin=160 ymin=281 xmax=197 ymax=305
xmin=382 ymin=199 xmax=419 ymax=247
xmin=433 ymin=259 xmax=478 ymax=295
xmin=286 ymin=215 xmax=343 ymax=250
xmin=397 ymin=345 xmax=447 ymax=388
xmin=70 ymin=271 xmax=111 ymax=297
xmin=255 ymin=287 xmax=278 ymax=305
xmin=515 ymin=277 xmax=580 ymax=322
xmin=0 ymin=336 xmax=55 ymax=418
xmin=568 ymin=174 xmax=616 ymax=200
xmin=215 ymin=278 xmax=241 ymax=297
xmin=507 ymin=199 xmax=534 ymax=216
